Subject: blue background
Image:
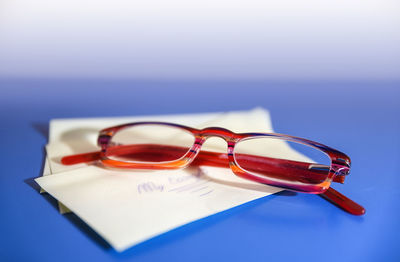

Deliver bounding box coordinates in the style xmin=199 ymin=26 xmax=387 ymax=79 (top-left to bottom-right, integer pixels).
xmin=0 ymin=79 xmax=399 ymax=261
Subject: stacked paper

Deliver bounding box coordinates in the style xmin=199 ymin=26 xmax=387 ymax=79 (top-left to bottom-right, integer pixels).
xmin=36 ymin=108 xmax=310 ymax=251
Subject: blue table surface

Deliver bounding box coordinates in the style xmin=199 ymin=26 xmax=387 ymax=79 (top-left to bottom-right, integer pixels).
xmin=0 ymin=79 xmax=399 ymax=262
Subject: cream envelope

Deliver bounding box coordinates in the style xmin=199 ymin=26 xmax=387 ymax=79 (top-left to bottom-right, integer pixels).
xmin=36 ymin=108 xmax=311 ymax=251
xmin=36 ymin=166 xmax=281 ymax=251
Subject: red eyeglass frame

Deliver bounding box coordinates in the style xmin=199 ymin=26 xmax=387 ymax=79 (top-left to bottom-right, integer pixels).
xmin=61 ymin=121 xmax=365 ymax=215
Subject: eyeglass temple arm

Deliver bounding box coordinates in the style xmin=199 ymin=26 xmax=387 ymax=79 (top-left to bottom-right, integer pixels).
xmin=61 ymin=149 xmax=343 ymax=183
xmin=61 ymin=151 xmax=103 ymax=165
xmin=61 ymin=150 xmax=365 ymax=215
xmin=319 ymin=187 xmax=365 ymax=215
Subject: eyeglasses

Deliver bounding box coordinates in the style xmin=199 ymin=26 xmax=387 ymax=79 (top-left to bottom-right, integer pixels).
xmin=61 ymin=121 xmax=365 ymax=215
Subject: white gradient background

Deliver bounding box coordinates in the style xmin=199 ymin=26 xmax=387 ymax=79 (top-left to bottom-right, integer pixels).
xmin=1 ymin=0 xmax=399 ymax=80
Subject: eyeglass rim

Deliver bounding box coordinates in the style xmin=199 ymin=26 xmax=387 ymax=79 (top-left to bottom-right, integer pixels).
xmin=97 ymin=121 xmax=351 ymax=194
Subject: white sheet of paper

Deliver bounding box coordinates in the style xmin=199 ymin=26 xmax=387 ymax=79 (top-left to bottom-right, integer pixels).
xmin=45 ymin=108 xmax=272 ymax=175
xmin=36 ymin=108 xmax=311 ymax=251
